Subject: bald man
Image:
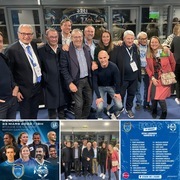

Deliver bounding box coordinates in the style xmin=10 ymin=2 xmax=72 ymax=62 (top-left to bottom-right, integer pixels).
xmin=92 ymin=50 xmax=122 ymax=119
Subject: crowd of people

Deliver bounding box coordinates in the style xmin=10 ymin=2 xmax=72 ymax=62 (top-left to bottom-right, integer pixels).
xmin=61 ymin=139 xmax=119 ymax=180
xmin=0 ymin=18 xmax=180 ymax=119
xmin=0 ymin=131 xmax=59 ymax=179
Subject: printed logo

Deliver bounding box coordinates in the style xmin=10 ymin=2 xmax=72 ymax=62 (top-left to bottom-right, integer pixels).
xmin=12 ymin=164 xmax=24 ymax=179
xmin=123 ymin=122 xmax=132 ymax=132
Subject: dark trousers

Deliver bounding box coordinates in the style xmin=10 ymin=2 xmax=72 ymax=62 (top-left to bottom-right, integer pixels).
xmin=74 ymin=158 xmax=81 ymax=174
xmin=120 ymin=79 xmax=138 ymax=110
xmin=0 ymin=96 xmax=17 ymax=119
xmin=84 ymin=160 xmax=92 ymax=175
xmin=19 ymin=83 xmax=42 ymax=119
xmin=48 ymin=106 xmax=65 ymax=119
xmin=64 ymin=162 xmax=71 ymax=179
xmin=72 ymin=77 xmax=92 ymax=119
xmin=100 ymin=161 xmax=106 ymax=174
xmin=175 ymin=64 xmax=180 ymax=98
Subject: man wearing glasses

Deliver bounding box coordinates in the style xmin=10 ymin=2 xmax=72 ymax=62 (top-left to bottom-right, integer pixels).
xmin=5 ymin=24 xmax=42 ymax=119
xmin=134 ymin=32 xmax=151 ymax=112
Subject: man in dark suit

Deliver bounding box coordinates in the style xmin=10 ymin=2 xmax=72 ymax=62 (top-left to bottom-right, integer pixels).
xmin=38 ymin=28 xmax=67 ymax=119
xmin=116 ymin=30 xmax=141 ymax=119
xmin=82 ymin=142 xmax=94 ymax=177
xmin=5 ymin=24 xmax=42 ymax=119
xmin=0 ymin=32 xmax=18 ymax=119
xmin=60 ymin=28 xmax=93 ymax=119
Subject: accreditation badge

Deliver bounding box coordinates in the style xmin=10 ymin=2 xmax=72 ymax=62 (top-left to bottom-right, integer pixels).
xmin=130 ymin=61 xmax=138 ymax=72
xmin=12 ymin=164 xmax=24 ymax=179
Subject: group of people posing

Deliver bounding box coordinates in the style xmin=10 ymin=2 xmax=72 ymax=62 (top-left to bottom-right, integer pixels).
xmin=62 ymin=140 xmax=119 ymax=180
xmin=0 ymin=131 xmax=59 ymax=179
xmin=0 ymin=18 xmax=179 ymax=119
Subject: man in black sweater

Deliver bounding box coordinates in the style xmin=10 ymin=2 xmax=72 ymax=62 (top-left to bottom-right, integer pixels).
xmin=93 ymin=50 xmax=122 ymax=119
xmin=61 ymin=141 xmax=73 ymax=180
xmin=0 ymin=32 xmax=18 ymax=119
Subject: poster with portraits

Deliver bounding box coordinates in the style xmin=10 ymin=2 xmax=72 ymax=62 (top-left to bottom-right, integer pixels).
xmin=0 ymin=120 xmax=59 ymax=180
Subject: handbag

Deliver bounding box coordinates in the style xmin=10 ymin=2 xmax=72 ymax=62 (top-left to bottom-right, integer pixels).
xmin=161 ymin=72 xmax=177 ymax=86
xmin=112 ymin=160 xmax=119 ymax=167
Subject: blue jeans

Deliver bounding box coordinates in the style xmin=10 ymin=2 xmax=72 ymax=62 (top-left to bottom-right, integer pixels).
xmin=96 ymin=86 xmax=122 ymax=118
xmin=0 ymin=96 xmax=17 ymax=119
xmin=135 ymin=74 xmax=149 ymax=107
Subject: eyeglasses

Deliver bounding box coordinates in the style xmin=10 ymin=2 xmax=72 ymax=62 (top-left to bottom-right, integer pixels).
xmin=18 ymin=32 xmax=34 ymax=36
xmin=140 ymin=38 xmax=147 ymax=41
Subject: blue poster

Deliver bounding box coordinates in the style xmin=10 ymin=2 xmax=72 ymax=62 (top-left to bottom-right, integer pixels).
xmin=121 ymin=121 xmax=179 ymax=180
xmin=0 ymin=120 xmax=59 ymax=180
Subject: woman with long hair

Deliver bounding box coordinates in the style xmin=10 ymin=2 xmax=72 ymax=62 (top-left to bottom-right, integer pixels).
xmin=17 ymin=132 xmax=28 ymax=148
xmin=106 ymin=144 xmax=119 ymax=180
xmin=94 ymin=30 xmax=119 ymax=115
xmin=146 ymin=36 xmax=176 ymax=119
xmin=99 ymin=142 xmax=107 ymax=179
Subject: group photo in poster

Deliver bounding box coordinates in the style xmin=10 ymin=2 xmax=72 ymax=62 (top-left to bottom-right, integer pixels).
xmin=0 ymin=120 xmax=59 ymax=180
xmin=121 ymin=120 xmax=179 ymax=180
xmin=61 ymin=120 xmax=119 ymax=180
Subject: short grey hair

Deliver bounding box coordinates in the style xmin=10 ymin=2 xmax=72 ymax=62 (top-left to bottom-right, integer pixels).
xmin=123 ymin=30 xmax=135 ymax=38
xmin=71 ymin=28 xmax=83 ymax=37
xmin=137 ymin=31 xmax=147 ymax=39
xmin=18 ymin=24 xmax=34 ymax=33
xmin=45 ymin=28 xmax=58 ymax=36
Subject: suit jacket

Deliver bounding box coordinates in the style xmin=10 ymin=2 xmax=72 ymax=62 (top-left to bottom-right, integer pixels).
xmin=72 ymin=147 xmax=81 ymax=161
xmin=60 ymin=42 xmax=92 ymax=90
xmin=5 ymin=41 xmax=41 ymax=99
xmin=116 ymin=43 xmax=141 ymax=85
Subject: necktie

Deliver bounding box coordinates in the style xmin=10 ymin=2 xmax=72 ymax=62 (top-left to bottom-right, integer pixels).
xmin=26 ymin=45 xmax=41 ymax=82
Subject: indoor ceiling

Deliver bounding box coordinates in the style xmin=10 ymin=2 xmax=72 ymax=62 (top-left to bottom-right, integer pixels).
xmin=61 ymin=120 xmax=119 ymax=132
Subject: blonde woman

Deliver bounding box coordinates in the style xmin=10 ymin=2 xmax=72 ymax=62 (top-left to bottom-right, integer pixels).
xmin=106 ymin=144 xmax=119 ymax=180
xmin=146 ymin=36 xmax=176 ymax=119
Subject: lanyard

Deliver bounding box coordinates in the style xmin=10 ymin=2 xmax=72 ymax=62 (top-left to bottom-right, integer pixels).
xmin=126 ymin=47 xmax=133 ymax=62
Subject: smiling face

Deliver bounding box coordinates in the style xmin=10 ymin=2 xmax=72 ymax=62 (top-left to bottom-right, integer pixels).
xmin=46 ymin=30 xmax=58 ymax=47
xmin=35 ymin=147 xmax=45 ymax=161
xmin=71 ymin=30 xmax=83 ymax=49
xmin=21 ymin=146 xmax=30 ymax=159
xmin=61 ymin=21 xmax=72 ymax=35
xmin=124 ymin=34 xmax=134 ymax=47
xmin=33 ymin=134 xmax=41 ymax=145
xmin=20 ymin=133 xmax=28 ymax=145
xmin=84 ymin=26 xmax=95 ymax=41
xmin=150 ymin=37 xmax=161 ymax=51
xmin=18 ymin=25 xmax=34 ymax=45
xmin=98 ymin=50 xmax=109 ymax=68
xmin=138 ymin=34 xmax=148 ymax=46
xmin=49 ymin=147 xmax=57 ymax=158
xmin=101 ymin=32 xmax=111 ymax=46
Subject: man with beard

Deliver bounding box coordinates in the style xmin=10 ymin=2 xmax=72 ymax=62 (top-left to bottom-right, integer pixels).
xmin=28 ymin=132 xmax=49 ymax=159
xmin=34 ymin=145 xmax=58 ymax=180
